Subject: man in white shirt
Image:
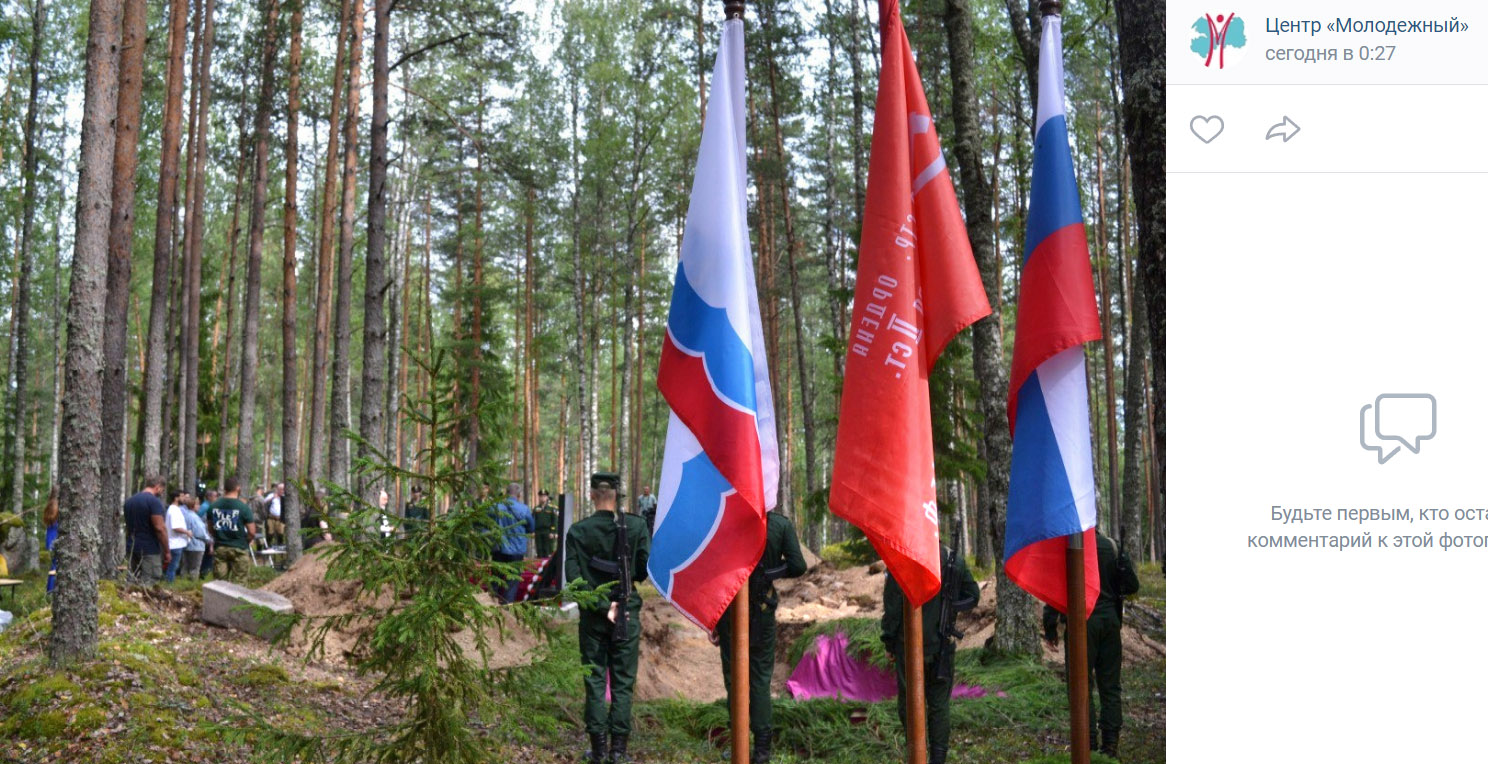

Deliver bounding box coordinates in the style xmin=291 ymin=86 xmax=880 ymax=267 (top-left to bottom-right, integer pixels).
xmin=165 ymin=491 xmax=192 ymax=583
xmin=266 ymin=483 xmax=285 ymax=547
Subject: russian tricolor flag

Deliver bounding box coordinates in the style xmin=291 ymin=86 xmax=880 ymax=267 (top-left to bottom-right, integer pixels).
xmin=648 ymin=16 xmax=779 ymax=632
xmin=1005 ymin=11 xmax=1103 ymax=617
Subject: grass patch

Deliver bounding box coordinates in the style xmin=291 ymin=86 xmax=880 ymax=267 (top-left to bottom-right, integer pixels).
xmin=1133 ymin=562 xmax=1165 ymax=611
xmin=819 ymin=537 xmax=879 ymax=568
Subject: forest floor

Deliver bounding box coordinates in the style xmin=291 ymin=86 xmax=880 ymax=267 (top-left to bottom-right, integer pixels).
xmin=0 ymin=555 xmax=1165 ymax=764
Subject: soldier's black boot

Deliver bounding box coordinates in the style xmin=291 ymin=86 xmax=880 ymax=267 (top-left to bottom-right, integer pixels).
xmin=608 ymin=733 xmax=632 ymax=763
xmin=1099 ymin=728 xmax=1120 ymax=759
xmin=749 ymin=729 xmax=773 ymax=764
xmin=928 ymin=745 xmax=948 ymax=764
xmin=586 ymin=733 xmax=608 ymax=764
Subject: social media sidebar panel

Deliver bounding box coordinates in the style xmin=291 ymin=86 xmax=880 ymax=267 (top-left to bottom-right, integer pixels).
xmin=1170 ymin=3 xmax=1488 ymax=761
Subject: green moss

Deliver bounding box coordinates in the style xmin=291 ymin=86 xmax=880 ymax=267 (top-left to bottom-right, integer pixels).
xmin=16 ymin=709 xmax=69 ymax=739
xmin=238 ymin=662 xmax=291 ymax=687
xmin=70 ymin=704 xmax=108 ymax=733
xmin=308 ymin=679 xmax=344 ymax=693
xmin=126 ymin=691 xmax=158 ymax=709
xmin=7 ymin=673 xmax=80 ymax=712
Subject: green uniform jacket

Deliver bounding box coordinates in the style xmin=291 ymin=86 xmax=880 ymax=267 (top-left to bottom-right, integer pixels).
xmin=881 ymin=547 xmax=980 ymax=660
xmin=565 ymin=510 xmax=650 ymax=615
xmin=1092 ymin=532 xmax=1139 ymax=618
xmin=750 ymin=511 xmax=809 ymax=607
xmin=532 ymin=503 xmax=560 ymax=556
xmin=1042 ymin=531 xmax=1141 ymax=637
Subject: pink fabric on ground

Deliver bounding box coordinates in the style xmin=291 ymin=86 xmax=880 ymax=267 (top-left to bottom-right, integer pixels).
xmin=785 ymin=632 xmax=986 ymax=702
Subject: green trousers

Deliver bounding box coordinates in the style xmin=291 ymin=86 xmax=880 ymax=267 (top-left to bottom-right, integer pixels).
xmin=1087 ymin=611 xmax=1124 ymax=734
xmin=716 ymin=605 xmax=777 ymax=736
xmin=579 ymin=610 xmax=641 ymax=736
xmin=894 ymin=652 xmax=953 ymax=752
xmin=214 ymin=546 xmax=248 ymax=580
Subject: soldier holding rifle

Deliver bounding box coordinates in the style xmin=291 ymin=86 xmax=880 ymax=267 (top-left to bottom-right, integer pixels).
xmin=566 ymin=472 xmax=651 ymax=764
xmin=882 ymin=531 xmax=979 ymax=764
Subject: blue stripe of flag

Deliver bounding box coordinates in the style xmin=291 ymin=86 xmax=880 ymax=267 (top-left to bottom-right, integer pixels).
xmin=1023 ymin=115 xmax=1084 ymax=262
xmin=1005 ymin=370 xmax=1085 ymax=561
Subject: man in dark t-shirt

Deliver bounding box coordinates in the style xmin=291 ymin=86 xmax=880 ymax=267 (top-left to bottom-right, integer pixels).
xmin=208 ymin=477 xmax=257 ymax=580
xmin=122 ymin=476 xmax=170 ymax=584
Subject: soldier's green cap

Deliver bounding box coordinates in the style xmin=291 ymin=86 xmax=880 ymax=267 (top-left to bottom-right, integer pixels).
xmin=590 ymin=472 xmax=621 ymax=491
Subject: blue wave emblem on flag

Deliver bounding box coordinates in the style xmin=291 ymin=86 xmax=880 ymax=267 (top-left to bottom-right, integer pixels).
xmin=667 ymin=262 xmax=757 ymax=414
xmin=650 ymin=451 xmax=733 ymax=597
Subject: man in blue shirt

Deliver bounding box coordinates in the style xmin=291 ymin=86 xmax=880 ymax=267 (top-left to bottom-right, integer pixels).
xmin=490 ymin=482 xmax=535 ymax=603
xmin=122 ymin=476 xmax=169 ymax=584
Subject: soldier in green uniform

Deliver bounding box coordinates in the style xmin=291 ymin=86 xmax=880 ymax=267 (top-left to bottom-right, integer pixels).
xmin=881 ymin=545 xmax=980 ymax=764
xmin=1043 ymin=530 xmax=1140 ymax=759
xmin=533 ymin=489 xmax=560 ymax=558
xmin=565 ymin=472 xmax=650 ymax=764
xmin=712 ymin=509 xmax=808 ymax=763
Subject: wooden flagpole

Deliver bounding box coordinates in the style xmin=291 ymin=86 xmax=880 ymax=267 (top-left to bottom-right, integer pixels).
xmin=1067 ymin=532 xmax=1091 ymax=764
xmin=905 ymin=601 xmax=927 ymax=764
xmin=731 ymin=588 xmax=750 ymax=764
xmin=721 ymin=3 xmax=750 ymax=763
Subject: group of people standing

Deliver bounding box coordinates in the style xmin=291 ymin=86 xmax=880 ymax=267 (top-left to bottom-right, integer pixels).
xmin=121 ymin=476 xmax=260 ymax=583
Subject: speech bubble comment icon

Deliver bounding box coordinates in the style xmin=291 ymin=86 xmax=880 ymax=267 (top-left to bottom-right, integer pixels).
xmin=1360 ymin=394 xmax=1436 ymax=464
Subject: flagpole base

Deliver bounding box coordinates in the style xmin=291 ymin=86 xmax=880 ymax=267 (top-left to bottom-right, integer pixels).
xmin=1067 ymin=533 xmax=1091 ymax=764
xmin=732 ymin=588 xmax=750 ymax=764
xmin=905 ymin=602 xmax=927 ymax=764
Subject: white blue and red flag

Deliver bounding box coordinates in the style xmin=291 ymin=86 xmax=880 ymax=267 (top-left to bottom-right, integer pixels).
xmin=1005 ymin=11 xmax=1103 ymax=617
xmin=648 ymin=16 xmax=779 ymax=632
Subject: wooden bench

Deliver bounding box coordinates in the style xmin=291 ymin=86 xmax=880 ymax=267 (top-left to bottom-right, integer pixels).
xmin=0 ymin=578 xmax=21 ymax=605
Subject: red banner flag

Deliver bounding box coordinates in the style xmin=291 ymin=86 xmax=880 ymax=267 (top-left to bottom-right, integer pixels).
xmin=829 ymin=0 xmax=992 ymax=608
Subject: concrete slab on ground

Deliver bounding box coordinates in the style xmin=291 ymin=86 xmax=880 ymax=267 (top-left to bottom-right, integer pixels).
xmin=201 ymin=580 xmax=294 ymax=640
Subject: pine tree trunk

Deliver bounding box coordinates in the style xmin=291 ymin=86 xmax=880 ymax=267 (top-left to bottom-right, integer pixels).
xmin=523 ymin=186 xmax=536 ymax=497
xmin=761 ymin=12 xmax=817 ymax=503
xmin=1119 ymin=242 xmax=1148 ymax=559
xmin=181 ymin=0 xmax=215 ymax=495
xmin=98 ymin=0 xmax=144 ymax=575
xmin=140 ymin=0 xmax=191 ymax=479
xmin=310 ymin=0 xmax=351 ymax=485
xmin=465 ymin=112 xmax=484 ymax=473
xmin=173 ymin=0 xmax=202 ymax=490
xmin=1114 ymin=0 xmax=1164 ymax=516
xmin=215 ymin=101 xmax=250 ymax=490
xmin=329 ymin=0 xmax=363 ymax=490
xmin=49 ymin=0 xmax=120 ymax=666
xmin=282 ymin=0 xmax=304 ymax=562
xmin=1094 ymin=104 xmax=1119 ymax=532
xmin=359 ymin=0 xmax=390 ymax=502
xmin=236 ymin=0 xmax=282 ymax=484
xmin=4 ymin=0 xmax=46 ymax=574
xmin=569 ymin=70 xmax=589 ymax=494
xmin=944 ymin=0 xmax=1037 ymax=655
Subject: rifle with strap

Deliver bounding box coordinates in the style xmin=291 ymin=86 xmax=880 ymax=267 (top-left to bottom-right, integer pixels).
xmin=933 ymin=521 xmax=973 ymax=682
xmin=611 ymin=511 xmax=633 ymax=641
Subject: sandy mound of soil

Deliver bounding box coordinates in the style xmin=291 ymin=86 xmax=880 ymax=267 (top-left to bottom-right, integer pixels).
xmin=263 ymin=545 xmax=543 ymax=669
xmin=260 ymin=546 xmax=1166 ymax=701
xmin=635 ymin=596 xmax=727 ymax=702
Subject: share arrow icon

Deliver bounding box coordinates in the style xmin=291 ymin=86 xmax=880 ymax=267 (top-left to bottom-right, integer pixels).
xmin=1266 ymin=116 xmax=1301 ymax=142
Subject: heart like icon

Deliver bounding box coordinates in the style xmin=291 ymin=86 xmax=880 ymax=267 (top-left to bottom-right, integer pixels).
xmin=1190 ymin=115 xmax=1224 ymax=144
